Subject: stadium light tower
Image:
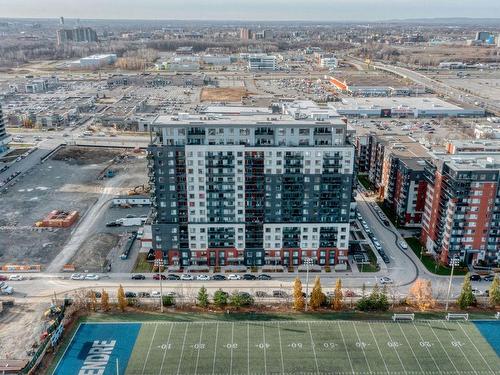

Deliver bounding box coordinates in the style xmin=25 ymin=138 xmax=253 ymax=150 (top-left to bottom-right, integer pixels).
xmin=304 ymin=257 xmax=314 ymax=311
xmin=445 ymin=254 xmax=460 ymax=311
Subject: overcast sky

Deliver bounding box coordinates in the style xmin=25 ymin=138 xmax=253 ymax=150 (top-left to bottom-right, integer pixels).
xmin=0 ymin=0 xmax=499 ymax=21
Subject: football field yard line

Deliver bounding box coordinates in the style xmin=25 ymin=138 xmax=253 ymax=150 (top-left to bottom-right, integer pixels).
xmin=368 ymin=323 xmax=390 ymax=374
xmin=427 ymin=322 xmax=460 ymax=374
xmin=247 ymin=323 xmax=250 ymax=375
xmin=337 ymin=321 xmax=355 ymax=375
xmin=307 ymin=322 xmax=320 ymax=375
xmin=230 ymin=322 xmax=234 ymax=375
xmin=383 ymin=323 xmax=408 ymax=375
xmin=142 ymin=323 xmax=158 ymax=375
xmin=397 ymin=323 xmax=424 ymax=374
xmin=352 ymin=322 xmax=371 ymax=374
xmin=457 ymin=322 xmax=496 ymax=375
xmin=176 ymin=323 xmax=189 ymax=375
xmin=194 ymin=322 xmax=204 ymax=375
xmin=159 ymin=323 xmax=174 ymax=375
xmin=441 ymin=321 xmax=478 ymax=375
xmin=262 ymin=323 xmax=268 ymax=375
xmin=211 ymin=323 xmax=219 ymax=375
xmin=277 ymin=322 xmax=285 ymax=375
xmin=412 ymin=323 xmax=442 ymax=375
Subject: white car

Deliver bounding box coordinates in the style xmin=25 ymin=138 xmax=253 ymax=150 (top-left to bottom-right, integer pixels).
xmin=471 ymin=289 xmax=484 ymax=297
xmin=196 ymin=274 xmax=210 ymax=281
xmin=180 ymin=274 xmax=194 ymax=281
xmin=8 ymin=274 xmax=24 ymax=281
xmin=227 ymin=274 xmax=241 ymax=280
xmin=151 ymin=290 xmax=161 ymax=298
xmin=71 ymin=273 xmax=85 ymax=280
xmin=84 ymin=274 xmax=100 ymax=280
xmin=398 ymin=240 xmax=408 ymax=250
xmin=379 ymin=277 xmax=393 ymax=285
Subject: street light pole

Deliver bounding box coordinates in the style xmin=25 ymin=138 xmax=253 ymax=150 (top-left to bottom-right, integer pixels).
xmin=304 ymin=257 xmax=313 ymax=312
xmin=445 ymin=254 xmax=458 ymax=311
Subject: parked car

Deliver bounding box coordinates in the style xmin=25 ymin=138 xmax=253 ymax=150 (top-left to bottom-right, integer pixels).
xmin=70 ymin=273 xmax=85 ymax=280
xmin=469 ymin=274 xmax=482 ymax=282
xmin=153 ymin=274 xmax=167 ymax=280
xmin=273 ymin=290 xmax=287 ymax=298
xmin=382 ymin=219 xmax=390 ymax=227
xmin=398 ymin=240 xmax=408 ymax=250
xmin=379 ymin=277 xmax=393 ymax=284
xmin=258 ymin=274 xmax=272 ymax=280
xmin=255 ymin=291 xmax=267 ymax=297
xmin=138 ymin=292 xmax=150 ymax=298
xmin=125 ymin=291 xmax=137 ymax=298
xmin=242 ymin=274 xmax=256 ymax=280
xmin=212 ymin=274 xmax=226 ymax=281
xmin=131 ymin=274 xmax=146 ymax=280
xmin=0 ymin=275 xmax=7 ymax=281
xmin=227 ymin=274 xmax=241 ymax=280
xmin=8 ymin=274 xmax=24 ymax=281
xmin=167 ymin=274 xmax=180 ymax=280
xmin=471 ymin=289 xmax=484 ymax=296
xmin=151 ymin=291 xmax=161 ymax=298
xmin=482 ymin=274 xmax=495 ymax=282
xmin=105 ymin=221 xmax=121 ymax=227
xmin=382 ymin=255 xmax=390 ymax=264
xmin=196 ymin=274 xmax=210 ymax=281
xmin=85 ymin=274 xmax=100 ymax=281
xmin=180 ymin=274 xmax=194 ymax=281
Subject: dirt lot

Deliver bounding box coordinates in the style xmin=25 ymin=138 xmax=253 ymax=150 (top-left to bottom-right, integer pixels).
xmin=0 ymin=302 xmax=49 ymax=361
xmin=0 ymin=146 xmax=147 ymax=268
xmin=70 ymin=232 xmax=119 ymax=272
xmin=200 ymin=87 xmax=249 ymax=102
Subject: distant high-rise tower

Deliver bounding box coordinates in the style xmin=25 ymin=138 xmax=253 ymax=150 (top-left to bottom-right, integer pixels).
xmin=240 ymin=28 xmax=251 ymax=40
xmin=59 ymin=16 xmax=65 ymax=26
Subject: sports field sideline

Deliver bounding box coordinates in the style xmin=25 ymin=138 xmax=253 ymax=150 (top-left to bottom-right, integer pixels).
xmin=53 ymin=320 xmax=500 ymax=375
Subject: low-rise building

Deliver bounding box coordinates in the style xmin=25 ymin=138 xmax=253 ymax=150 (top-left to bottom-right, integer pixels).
xmin=248 ymin=54 xmax=277 ymax=71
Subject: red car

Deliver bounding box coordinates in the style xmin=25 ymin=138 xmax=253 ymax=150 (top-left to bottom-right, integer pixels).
xmin=153 ymin=274 xmax=166 ymax=280
xmin=0 ymin=275 xmax=8 ymax=281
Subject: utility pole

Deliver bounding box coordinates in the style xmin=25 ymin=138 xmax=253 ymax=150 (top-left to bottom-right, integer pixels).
xmin=304 ymin=257 xmax=313 ymax=312
xmin=445 ymin=255 xmax=459 ymax=311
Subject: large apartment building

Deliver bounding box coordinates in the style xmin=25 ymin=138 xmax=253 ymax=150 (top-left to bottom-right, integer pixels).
xmin=363 ymin=134 xmax=430 ymax=226
xmin=0 ymin=103 xmax=10 ymax=154
xmin=421 ymin=154 xmax=500 ymax=266
xmin=148 ymin=113 xmax=354 ymax=269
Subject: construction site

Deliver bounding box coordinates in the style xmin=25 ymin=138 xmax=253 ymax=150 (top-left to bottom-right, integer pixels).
xmin=0 ymin=146 xmax=148 ymax=271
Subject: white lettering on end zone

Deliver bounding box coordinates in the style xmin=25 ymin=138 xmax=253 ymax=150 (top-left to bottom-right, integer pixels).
xmin=78 ymin=340 xmax=116 ymax=375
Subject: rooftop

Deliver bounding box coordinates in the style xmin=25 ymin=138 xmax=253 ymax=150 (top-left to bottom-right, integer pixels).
xmin=329 ymin=97 xmax=464 ymax=111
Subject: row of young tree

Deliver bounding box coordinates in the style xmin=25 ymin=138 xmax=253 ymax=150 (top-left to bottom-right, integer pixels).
xmin=86 ymin=274 xmax=500 ymax=314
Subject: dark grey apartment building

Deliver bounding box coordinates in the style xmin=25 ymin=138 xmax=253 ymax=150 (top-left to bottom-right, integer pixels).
xmin=147 ymin=113 xmax=354 ymax=269
xmin=0 ymin=103 xmax=10 ymax=154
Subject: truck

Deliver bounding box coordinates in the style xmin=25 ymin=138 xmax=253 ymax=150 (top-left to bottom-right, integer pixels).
xmin=116 ymin=217 xmax=146 ymax=227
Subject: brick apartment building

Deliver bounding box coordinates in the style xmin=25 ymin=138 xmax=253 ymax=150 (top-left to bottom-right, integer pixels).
xmin=357 ymin=133 xmax=430 ymax=226
xmin=147 ymin=113 xmax=355 ymax=270
xmin=421 ymin=154 xmax=500 ymax=266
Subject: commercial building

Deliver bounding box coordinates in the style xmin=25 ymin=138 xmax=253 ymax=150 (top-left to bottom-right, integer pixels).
xmin=25 ymin=76 xmax=59 ymax=93
xmin=421 ymin=154 xmax=500 ymax=267
xmin=328 ymin=97 xmax=485 ymax=118
xmin=239 ymin=28 xmax=251 ymax=40
xmin=0 ymin=103 xmax=11 ymax=154
xmin=76 ymin=54 xmax=117 ymax=69
xmin=147 ymin=114 xmax=354 ymax=270
xmin=57 ymin=27 xmax=98 ymax=45
xmin=248 ymin=54 xmax=277 ymax=71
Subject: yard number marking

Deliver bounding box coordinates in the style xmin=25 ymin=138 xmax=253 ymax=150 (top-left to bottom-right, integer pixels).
xmin=226 ymin=343 xmax=238 ymax=349
xmin=387 ymin=341 xmax=401 ymax=348
xmin=419 ymin=341 xmax=432 ymax=347
xmin=356 ymin=341 xmax=368 ymax=349
xmin=158 ymin=343 xmax=172 ymax=350
xmin=323 ymin=342 xmax=336 ymax=349
xmin=256 ymin=343 xmax=270 ymax=349
xmin=288 ymin=343 xmax=303 ymax=349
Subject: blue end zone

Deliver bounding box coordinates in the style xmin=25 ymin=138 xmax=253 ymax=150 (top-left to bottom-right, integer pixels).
xmin=474 ymin=321 xmax=500 ymax=357
xmin=53 ymin=322 xmax=141 ymax=375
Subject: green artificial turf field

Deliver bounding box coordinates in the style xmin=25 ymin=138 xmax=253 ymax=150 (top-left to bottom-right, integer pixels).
xmin=54 ymin=320 xmax=500 ymax=375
